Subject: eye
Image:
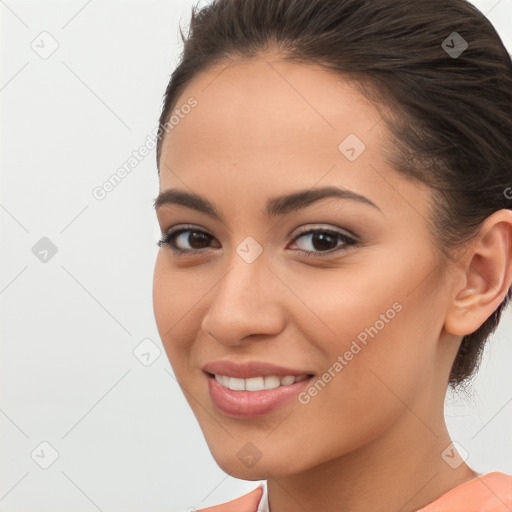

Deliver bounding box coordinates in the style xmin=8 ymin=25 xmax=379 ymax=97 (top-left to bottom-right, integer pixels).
xmin=157 ymin=225 xmax=219 ymax=254
xmin=289 ymin=226 xmax=358 ymax=256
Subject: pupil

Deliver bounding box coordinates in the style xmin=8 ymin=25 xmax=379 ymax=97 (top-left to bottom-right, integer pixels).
xmin=312 ymin=233 xmax=335 ymax=251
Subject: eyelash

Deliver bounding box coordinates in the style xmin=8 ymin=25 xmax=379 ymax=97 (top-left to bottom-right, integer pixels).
xmin=157 ymin=225 xmax=358 ymax=257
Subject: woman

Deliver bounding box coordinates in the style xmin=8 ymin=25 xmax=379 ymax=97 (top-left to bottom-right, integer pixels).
xmin=152 ymin=0 xmax=512 ymax=510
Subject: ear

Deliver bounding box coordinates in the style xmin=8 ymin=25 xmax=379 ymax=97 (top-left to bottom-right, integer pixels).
xmin=444 ymin=209 xmax=512 ymax=337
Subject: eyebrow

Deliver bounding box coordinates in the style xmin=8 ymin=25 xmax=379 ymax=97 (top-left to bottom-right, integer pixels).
xmin=153 ymin=186 xmax=382 ymax=220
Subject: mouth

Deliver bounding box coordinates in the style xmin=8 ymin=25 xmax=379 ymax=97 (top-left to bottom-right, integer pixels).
xmin=204 ymin=370 xmax=315 ymax=419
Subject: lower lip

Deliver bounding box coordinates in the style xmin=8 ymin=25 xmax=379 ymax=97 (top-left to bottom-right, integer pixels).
xmin=205 ymin=372 xmax=314 ymax=419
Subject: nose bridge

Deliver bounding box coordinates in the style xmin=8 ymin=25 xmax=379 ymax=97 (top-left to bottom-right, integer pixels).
xmin=203 ymin=249 xmax=284 ymax=344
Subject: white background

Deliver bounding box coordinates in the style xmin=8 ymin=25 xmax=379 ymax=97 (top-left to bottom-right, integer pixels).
xmin=1 ymin=1 xmax=511 ymax=511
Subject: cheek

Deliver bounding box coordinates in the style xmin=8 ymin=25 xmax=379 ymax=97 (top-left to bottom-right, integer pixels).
xmin=152 ymin=254 xmax=196 ymax=366
xmin=152 ymin=255 xmax=173 ymax=337
xmin=285 ymin=262 xmax=404 ymax=350
xmin=289 ymin=260 xmax=438 ymax=409
xmin=153 ymin=255 xmax=195 ymax=335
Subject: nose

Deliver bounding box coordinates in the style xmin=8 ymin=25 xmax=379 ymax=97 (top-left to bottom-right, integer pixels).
xmin=201 ymin=255 xmax=286 ymax=346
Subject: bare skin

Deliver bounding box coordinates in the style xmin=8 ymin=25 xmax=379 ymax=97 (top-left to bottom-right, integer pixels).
xmin=153 ymin=54 xmax=512 ymax=512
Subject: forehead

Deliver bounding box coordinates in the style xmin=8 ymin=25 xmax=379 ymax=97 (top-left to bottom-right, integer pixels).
xmin=160 ymin=57 xmax=384 ymax=178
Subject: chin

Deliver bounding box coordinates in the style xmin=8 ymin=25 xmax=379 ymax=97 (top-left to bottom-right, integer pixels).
xmin=220 ymin=463 xmax=268 ymax=481
xmin=206 ymin=437 xmax=306 ymax=480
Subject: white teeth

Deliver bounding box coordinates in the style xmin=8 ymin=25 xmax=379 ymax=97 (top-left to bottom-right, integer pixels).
xmin=213 ymin=374 xmax=309 ymax=391
xmin=228 ymin=377 xmax=245 ymax=391
xmin=215 ymin=374 xmax=230 ymax=387
xmin=264 ymin=376 xmax=281 ymax=389
xmin=245 ymin=376 xmax=264 ymax=391
xmin=280 ymin=375 xmax=295 ymax=385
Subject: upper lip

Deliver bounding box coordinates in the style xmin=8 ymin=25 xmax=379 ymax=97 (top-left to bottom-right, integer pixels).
xmin=202 ymin=360 xmax=313 ymax=379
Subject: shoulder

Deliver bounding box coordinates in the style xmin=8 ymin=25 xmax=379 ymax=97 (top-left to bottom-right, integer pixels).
xmin=419 ymin=472 xmax=512 ymax=512
xmin=196 ymin=484 xmax=265 ymax=512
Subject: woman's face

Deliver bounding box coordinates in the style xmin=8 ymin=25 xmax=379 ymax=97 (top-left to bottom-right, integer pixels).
xmin=153 ymin=56 xmax=460 ymax=479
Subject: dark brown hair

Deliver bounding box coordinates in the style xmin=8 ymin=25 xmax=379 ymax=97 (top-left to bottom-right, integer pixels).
xmin=156 ymin=0 xmax=512 ymax=388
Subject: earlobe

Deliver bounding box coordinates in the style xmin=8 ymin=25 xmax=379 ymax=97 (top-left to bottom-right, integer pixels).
xmin=444 ymin=210 xmax=512 ymax=337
